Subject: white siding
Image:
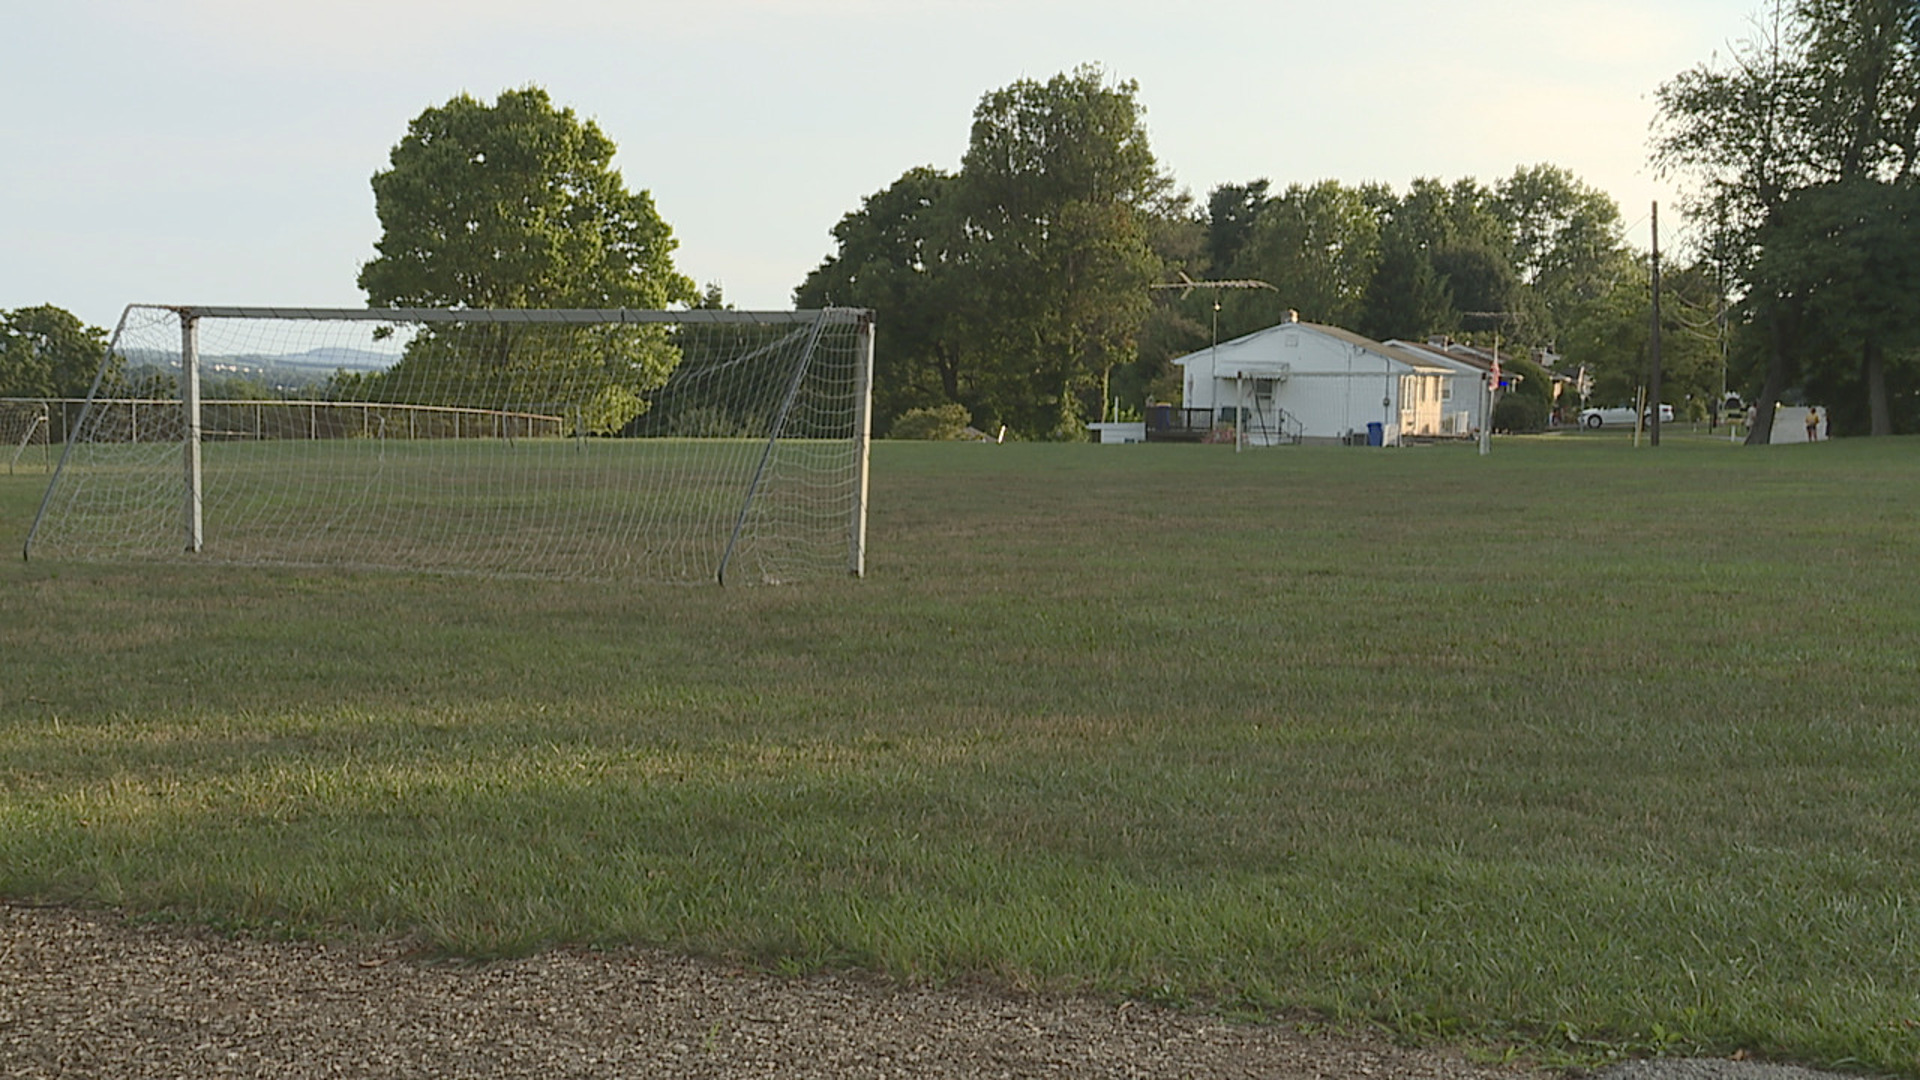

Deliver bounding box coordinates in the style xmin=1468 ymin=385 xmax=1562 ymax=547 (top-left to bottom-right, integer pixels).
xmin=1173 ymin=322 xmax=1455 ymax=444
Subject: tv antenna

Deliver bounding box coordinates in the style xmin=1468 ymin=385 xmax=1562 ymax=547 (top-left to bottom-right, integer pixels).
xmin=1149 ymin=272 xmax=1276 ymax=299
xmin=1150 ymin=273 xmax=1280 ymax=355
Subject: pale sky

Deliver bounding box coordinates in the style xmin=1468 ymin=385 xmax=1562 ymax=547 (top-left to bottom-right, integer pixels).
xmin=5 ymin=0 xmax=1764 ymax=333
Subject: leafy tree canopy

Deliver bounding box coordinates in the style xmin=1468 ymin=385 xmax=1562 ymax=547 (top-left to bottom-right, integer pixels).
xmin=1491 ymin=164 xmax=1633 ymax=336
xmin=1358 ymin=228 xmax=1451 ymax=343
xmin=1203 ymin=180 xmax=1271 ymax=274
xmin=356 ymin=87 xmax=696 ymax=434
xmin=1751 ymin=178 xmax=1920 ymax=433
xmin=795 ymin=166 xmax=973 ymax=428
xmin=959 ymin=65 xmax=1169 ymax=437
xmin=360 ymin=86 xmax=695 ymax=310
xmin=1655 ymin=0 xmax=1920 ymax=436
xmin=1218 ymin=179 xmax=1387 ymax=337
xmin=960 ymin=65 xmax=1168 ymax=234
xmin=801 ymin=65 xmax=1171 ymax=439
xmin=0 ymin=305 xmax=112 ymax=399
xmin=1200 ymin=168 xmax=1625 ymax=352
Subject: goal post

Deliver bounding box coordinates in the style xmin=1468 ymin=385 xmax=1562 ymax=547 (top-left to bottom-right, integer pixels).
xmin=26 ymin=304 xmax=875 ymax=585
xmin=181 ymin=309 xmax=203 ymax=553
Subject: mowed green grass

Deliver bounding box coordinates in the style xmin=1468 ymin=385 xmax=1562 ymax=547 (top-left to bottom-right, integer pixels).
xmin=3 ymin=433 xmax=1918 ymax=1073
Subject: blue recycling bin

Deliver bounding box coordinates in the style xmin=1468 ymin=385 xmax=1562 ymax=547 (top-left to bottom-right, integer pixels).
xmin=1365 ymin=421 xmax=1384 ymax=447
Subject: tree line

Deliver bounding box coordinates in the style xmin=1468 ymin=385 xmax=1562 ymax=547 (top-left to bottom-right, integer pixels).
xmin=794 ymin=65 xmax=1733 ymax=438
xmin=1654 ymin=0 xmax=1920 ymax=440
xmin=8 ymin=3 xmax=1916 ymax=441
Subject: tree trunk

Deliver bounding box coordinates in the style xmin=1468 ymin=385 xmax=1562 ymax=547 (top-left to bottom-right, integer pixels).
xmin=1746 ymin=305 xmax=1795 ymax=446
xmin=1865 ymin=336 xmax=1892 ymax=435
xmin=937 ymin=345 xmax=960 ymax=404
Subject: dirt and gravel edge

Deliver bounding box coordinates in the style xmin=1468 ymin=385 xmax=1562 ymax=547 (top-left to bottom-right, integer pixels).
xmin=0 ymin=903 xmax=1869 ymax=1080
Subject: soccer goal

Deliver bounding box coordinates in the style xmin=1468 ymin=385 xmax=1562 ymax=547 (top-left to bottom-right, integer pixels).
xmin=2 ymin=397 xmax=53 ymax=472
xmin=2 ymin=400 xmax=52 ymax=475
xmin=25 ymin=305 xmax=874 ymax=585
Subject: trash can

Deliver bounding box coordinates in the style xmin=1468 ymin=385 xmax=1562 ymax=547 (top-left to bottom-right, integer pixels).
xmin=1365 ymin=421 xmax=1384 ymax=447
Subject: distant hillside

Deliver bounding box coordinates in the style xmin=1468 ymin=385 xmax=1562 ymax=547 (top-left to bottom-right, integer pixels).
xmin=274 ymin=349 xmax=397 ymax=374
xmin=269 ymin=346 xmax=400 ymax=372
xmin=119 ymin=346 xmax=398 ymax=373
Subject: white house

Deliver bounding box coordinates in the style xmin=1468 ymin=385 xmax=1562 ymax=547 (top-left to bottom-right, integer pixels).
xmin=1385 ymin=339 xmax=1493 ymax=436
xmin=1170 ymin=315 xmax=1458 ymax=445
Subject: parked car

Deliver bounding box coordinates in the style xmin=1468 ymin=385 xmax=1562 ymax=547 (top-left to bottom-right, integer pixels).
xmin=1579 ymin=403 xmax=1674 ymax=429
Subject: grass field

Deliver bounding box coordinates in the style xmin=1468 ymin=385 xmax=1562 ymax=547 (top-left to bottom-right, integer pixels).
xmin=4 ymin=430 xmax=1918 ymax=1074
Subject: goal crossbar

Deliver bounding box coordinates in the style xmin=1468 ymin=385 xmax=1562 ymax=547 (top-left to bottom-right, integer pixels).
xmin=165 ymin=306 xmax=869 ymax=326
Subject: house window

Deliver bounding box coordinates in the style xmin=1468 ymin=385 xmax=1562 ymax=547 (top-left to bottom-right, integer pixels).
xmin=1441 ymin=380 xmax=1453 ymax=402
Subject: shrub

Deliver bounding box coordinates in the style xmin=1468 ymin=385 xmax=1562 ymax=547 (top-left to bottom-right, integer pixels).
xmin=889 ymin=403 xmax=972 ymax=440
xmin=1491 ymin=394 xmax=1549 ymax=433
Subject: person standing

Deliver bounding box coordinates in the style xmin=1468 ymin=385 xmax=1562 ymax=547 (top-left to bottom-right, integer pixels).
xmin=1806 ymin=406 xmax=1821 ymax=442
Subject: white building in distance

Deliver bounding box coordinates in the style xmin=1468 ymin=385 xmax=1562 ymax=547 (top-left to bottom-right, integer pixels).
xmin=1169 ymin=314 xmax=1465 ymax=446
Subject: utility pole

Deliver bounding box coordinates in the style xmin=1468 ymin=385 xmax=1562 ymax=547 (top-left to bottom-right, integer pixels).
xmin=1462 ymin=311 xmax=1516 ymax=457
xmin=1481 ymin=326 xmax=1498 ymax=457
xmin=1649 ymin=202 xmax=1664 ymax=447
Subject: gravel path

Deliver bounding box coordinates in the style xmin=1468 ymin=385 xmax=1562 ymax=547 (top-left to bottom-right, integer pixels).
xmin=0 ymin=904 xmax=1865 ymax=1080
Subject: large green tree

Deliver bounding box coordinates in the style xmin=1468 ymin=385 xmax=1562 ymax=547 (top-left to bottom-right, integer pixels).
xmin=957 ymin=65 xmax=1168 ymax=437
xmin=1357 ymin=228 xmax=1451 ymax=342
xmin=1217 ymin=179 xmax=1386 ymax=337
xmin=1655 ymin=0 xmax=1920 ymax=438
xmin=795 ymin=166 xmax=978 ymax=431
xmin=1490 ymin=164 xmax=1634 ymax=344
xmin=1203 ymin=180 xmax=1271 ymax=274
xmin=0 ymin=305 xmax=112 ymax=398
xmin=1750 ymin=179 xmax=1920 ymax=434
xmin=798 ymin=65 xmax=1169 ymax=440
xmin=1352 ymin=177 xmax=1511 ymax=343
xmin=1388 ymin=177 xmax=1511 ymax=257
xmin=1432 ymin=242 xmax=1527 ymax=334
xmin=360 ymin=87 xmax=693 ymax=310
xmin=1127 ymin=191 xmax=1210 ymax=410
xmin=356 ymin=87 xmax=696 ymax=433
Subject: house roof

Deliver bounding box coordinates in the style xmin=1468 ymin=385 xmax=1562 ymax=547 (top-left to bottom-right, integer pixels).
xmin=1374 ymin=340 xmax=1453 ymax=375
xmin=1387 ymin=339 xmax=1557 ymax=387
xmin=1173 ymin=319 xmax=1452 ymax=375
xmin=1390 ymin=339 xmax=1491 ymax=373
xmin=1387 ymin=339 xmax=1486 ymax=374
xmin=1421 ymin=341 xmax=1562 ymax=381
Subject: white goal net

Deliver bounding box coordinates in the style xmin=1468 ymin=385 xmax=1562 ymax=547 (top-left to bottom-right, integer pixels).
xmin=2 ymin=400 xmax=52 ymax=475
xmin=26 ymin=305 xmax=873 ymax=585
